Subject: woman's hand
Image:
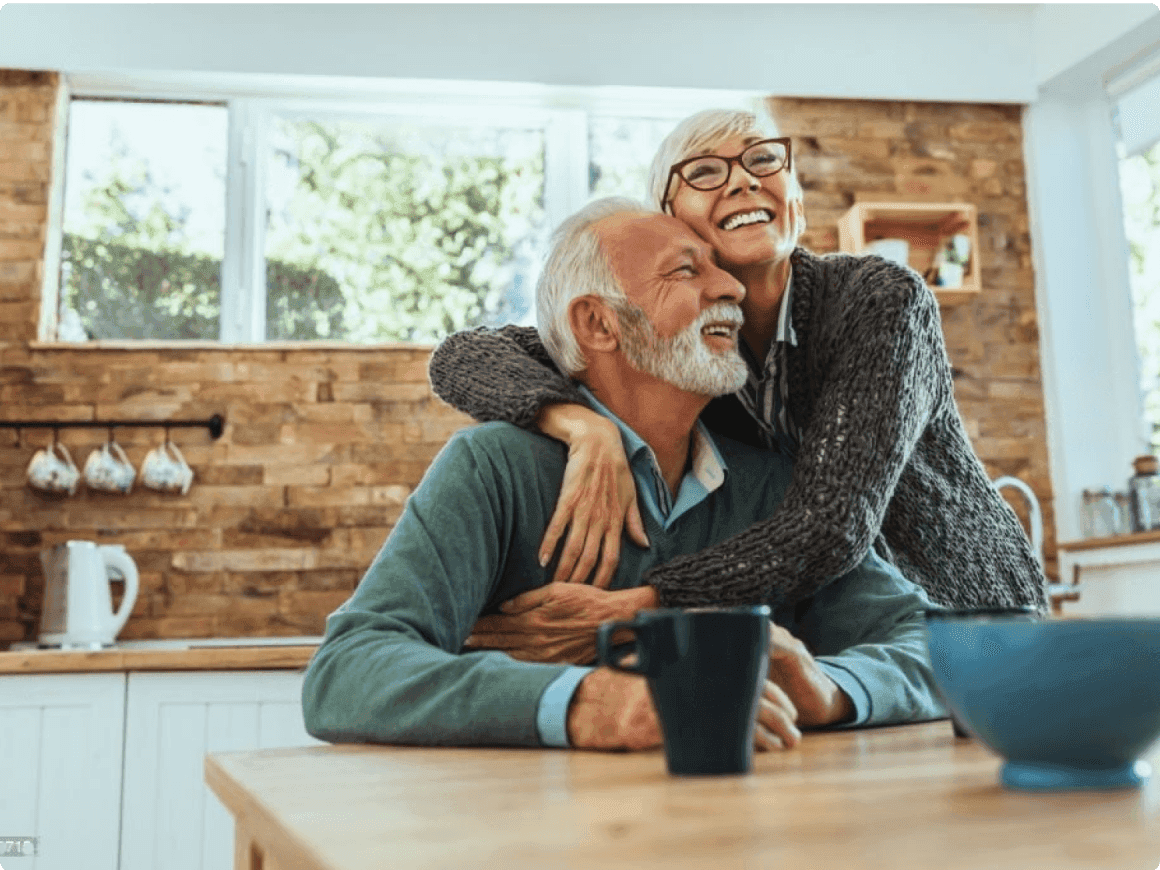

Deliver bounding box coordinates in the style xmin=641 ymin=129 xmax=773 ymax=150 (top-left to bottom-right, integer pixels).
xmin=536 ymin=404 xmax=649 ymax=587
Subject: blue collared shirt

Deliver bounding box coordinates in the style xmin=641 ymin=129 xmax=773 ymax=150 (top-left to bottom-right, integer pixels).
xmin=536 ymin=387 xmax=731 ymax=747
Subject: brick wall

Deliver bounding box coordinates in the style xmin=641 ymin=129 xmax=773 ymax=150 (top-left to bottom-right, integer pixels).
xmin=769 ymin=96 xmax=1052 ymax=575
xmin=0 ymin=74 xmax=1053 ymax=646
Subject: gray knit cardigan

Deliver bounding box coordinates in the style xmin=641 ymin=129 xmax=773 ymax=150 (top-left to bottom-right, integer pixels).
xmin=428 ymin=247 xmax=1048 ymax=612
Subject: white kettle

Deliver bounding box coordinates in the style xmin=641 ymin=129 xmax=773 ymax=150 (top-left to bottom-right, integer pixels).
xmin=39 ymin=541 xmax=139 ymax=649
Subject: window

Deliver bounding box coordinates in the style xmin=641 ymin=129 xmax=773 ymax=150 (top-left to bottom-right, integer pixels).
xmin=1119 ymin=139 xmax=1160 ymax=449
xmin=60 ymin=100 xmax=228 ymax=340
xmin=54 ymin=77 xmax=742 ymax=344
xmin=1114 ymin=63 xmax=1160 ymax=449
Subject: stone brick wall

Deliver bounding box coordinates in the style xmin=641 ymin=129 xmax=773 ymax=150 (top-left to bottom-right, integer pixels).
xmin=0 ymin=73 xmax=1053 ymax=646
xmin=769 ymin=97 xmax=1051 ymax=574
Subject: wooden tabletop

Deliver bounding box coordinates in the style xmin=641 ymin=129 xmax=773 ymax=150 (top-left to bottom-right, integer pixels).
xmin=205 ymin=721 xmax=1160 ymax=870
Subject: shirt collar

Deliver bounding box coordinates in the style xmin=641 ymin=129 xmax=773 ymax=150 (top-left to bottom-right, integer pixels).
xmin=776 ymin=267 xmax=798 ymax=347
xmin=576 ymin=384 xmax=727 ymax=528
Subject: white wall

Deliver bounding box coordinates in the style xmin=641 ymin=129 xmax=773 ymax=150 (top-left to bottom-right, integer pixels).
xmin=0 ymin=3 xmax=1040 ymax=102
xmin=1033 ymin=3 xmax=1159 ymax=85
xmin=1025 ymin=10 xmax=1160 ymax=540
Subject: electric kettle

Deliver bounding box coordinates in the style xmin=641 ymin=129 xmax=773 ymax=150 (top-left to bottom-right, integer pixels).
xmin=38 ymin=540 xmax=139 ymax=649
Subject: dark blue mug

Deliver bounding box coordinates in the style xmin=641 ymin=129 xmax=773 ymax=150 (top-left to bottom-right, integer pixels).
xmin=596 ymin=605 xmax=771 ymax=775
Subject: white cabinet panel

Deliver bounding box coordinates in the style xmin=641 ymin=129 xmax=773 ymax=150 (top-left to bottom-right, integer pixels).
xmin=119 ymin=670 xmax=321 ymax=870
xmin=1058 ymin=540 xmax=1160 ymax=616
xmin=0 ymin=673 xmax=126 ymax=870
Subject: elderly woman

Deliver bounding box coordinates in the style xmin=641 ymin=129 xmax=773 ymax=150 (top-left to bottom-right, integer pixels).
xmin=428 ymin=107 xmax=1046 ymax=618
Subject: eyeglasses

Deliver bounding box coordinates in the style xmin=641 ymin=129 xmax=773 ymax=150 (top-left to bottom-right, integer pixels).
xmin=663 ymin=138 xmax=792 ymax=211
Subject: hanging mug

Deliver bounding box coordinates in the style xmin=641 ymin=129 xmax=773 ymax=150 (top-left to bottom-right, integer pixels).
xmin=84 ymin=440 xmax=136 ymax=494
xmin=27 ymin=441 xmax=80 ymax=495
xmin=140 ymin=438 xmax=194 ymax=495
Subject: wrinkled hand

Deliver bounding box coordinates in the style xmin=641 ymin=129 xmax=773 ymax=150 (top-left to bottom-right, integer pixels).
xmin=754 ymin=679 xmax=803 ymax=751
xmin=464 ymin=583 xmax=658 ymax=664
xmin=566 ymin=667 xmax=662 ymax=751
xmin=766 ymin=624 xmax=854 ymax=728
xmin=536 ymin=405 xmax=649 ymax=588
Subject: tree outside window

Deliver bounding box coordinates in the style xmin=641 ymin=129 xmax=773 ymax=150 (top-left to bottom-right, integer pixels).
xmin=1120 ymin=140 xmax=1160 ymax=450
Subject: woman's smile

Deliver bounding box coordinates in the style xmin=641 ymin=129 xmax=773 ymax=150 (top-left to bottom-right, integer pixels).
xmin=669 ymin=134 xmax=803 ymax=273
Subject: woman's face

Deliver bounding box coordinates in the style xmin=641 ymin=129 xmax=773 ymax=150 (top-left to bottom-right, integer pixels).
xmin=667 ymin=134 xmax=805 ymax=273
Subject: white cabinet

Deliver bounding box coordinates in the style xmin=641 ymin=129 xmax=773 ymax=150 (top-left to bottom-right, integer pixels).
xmin=1057 ymin=536 xmax=1160 ymax=616
xmin=0 ymin=668 xmax=320 ymax=870
xmin=119 ymin=670 xmax=322 ymax=870
xmin=0 ymin=673 xmax=126 ymax=870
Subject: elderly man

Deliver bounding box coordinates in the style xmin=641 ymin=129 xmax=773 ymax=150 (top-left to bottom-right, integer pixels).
xmin=301 ymin=197 xmax=944 ymax=751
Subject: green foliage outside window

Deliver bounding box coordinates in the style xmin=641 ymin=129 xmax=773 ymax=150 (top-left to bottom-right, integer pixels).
xmin=60 ymin=106 xmax=546 ymax=343
xmin=61 ymin=235 xmax=345 ymax=341
xmin=1120 ymin=141 xmax=1160 ymax=449
xmin=264 ymin=118 xmax=545 ymax=342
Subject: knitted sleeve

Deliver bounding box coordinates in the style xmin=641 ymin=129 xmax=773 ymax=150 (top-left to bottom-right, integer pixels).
xmin=428 ymin=325 xmax=587 ymax=429
xmin=648 ymin=259 xmax=947 ymax=607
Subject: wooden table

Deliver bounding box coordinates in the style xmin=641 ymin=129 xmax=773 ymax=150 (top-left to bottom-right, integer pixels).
xmin=206 ymin=721 xmax=1160 ymax=870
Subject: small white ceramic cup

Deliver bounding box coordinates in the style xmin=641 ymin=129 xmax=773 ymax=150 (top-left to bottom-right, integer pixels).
xmin=27 ymin=441 xmax=80 ymax=495
xmin=84 ymin=440 xmax=136 ymax=494
xmin=140 ymin=438 xmax=193 ymax=495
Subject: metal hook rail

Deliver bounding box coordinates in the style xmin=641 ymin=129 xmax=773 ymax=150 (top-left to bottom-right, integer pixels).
xmin=0 ymin=414 xmax=225 ymax=440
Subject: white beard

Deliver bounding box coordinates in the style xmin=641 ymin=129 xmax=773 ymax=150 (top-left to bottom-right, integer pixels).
xmin=614 ymin=301 xmax=747 ymax=397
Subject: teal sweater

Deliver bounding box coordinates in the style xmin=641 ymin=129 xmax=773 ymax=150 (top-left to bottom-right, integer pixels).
xmin=301 ymin=421 xmax=945 ymax=747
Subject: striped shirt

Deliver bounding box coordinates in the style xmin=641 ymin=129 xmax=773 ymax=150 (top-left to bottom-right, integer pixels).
xmin=737 ymin=270 xmax=800 ymax=456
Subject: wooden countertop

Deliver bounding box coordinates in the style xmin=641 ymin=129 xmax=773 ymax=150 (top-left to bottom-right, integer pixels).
xmin=206 ymin=721 xmax=1160 ymax=870
xmin=0 ymin=642 xmax=319 ymax=674
xmin=1057 ymin=529 xmax=1160 ymax=552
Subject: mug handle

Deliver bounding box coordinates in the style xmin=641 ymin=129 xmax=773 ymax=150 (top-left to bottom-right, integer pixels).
xmin=595 ymin=621 xmax=646 ymax=674
xmin=52 ymin=441 xmax=76 ymax=470
xmin=109 ymin=440 xmax=133 ymax=468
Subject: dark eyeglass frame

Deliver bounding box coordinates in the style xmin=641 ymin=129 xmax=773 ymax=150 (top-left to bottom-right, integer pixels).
xmin=662 ymin=137 xmax=793 ymax=214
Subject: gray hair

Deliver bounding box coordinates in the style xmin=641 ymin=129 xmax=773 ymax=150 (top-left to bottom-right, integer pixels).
xmin=536 ymin=196 xmax=655 ymax=377
xmin=645 ymin=108 xmax=796 ymax=212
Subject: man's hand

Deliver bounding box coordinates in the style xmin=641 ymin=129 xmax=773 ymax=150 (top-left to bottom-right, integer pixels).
xmin=464 ymin=583 xmax=659 ymax=664
xmin=767 ymin=623 xmax=854 ymax=728
xmin=568 ymin=668 xmax=801 ymax=753
xmin=566 ymin=667 xmax=663 ymax=750
xmin=755 ymin=679 xmax=803 ymax=750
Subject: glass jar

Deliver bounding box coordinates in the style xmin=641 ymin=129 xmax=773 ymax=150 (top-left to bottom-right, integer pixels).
xmin=1128 ymin=455 xmax=1160 ymax=532
xmin=1114 ymin=491 xmax=1133 ymax=535
xmin=1081 ymin=487 xmax=1120 ymax=538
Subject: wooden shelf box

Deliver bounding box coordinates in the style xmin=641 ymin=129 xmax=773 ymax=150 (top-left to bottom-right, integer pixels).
xmin=836 ymin=201 xmax=981 ymax=305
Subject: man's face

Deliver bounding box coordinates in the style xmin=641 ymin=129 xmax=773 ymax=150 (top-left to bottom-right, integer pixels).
xmin=595 ymin=213 xmax=748 ymax=396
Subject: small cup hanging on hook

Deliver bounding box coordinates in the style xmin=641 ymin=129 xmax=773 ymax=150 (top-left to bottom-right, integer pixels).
xmin=141 ymin=424 xmax=194 ymax=495
xmin=84 ymin=424 xmax=135 ymax=494
xmin=26 ymin=426 xmax=80 ymax=495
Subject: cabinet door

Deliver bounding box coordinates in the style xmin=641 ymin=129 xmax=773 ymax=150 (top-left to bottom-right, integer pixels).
xmin=0 ymin=673 xmax=126 ymax=870
xmin=119 ymin=670 xmax=322 ymax=870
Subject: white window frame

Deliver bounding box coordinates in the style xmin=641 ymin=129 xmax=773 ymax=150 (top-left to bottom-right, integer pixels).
xmin=55 ymin=71 xmax=759 ymax=345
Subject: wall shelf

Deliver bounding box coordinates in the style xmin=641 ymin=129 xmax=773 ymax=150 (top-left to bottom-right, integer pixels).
xmin=836 ymin=201 xmax=981 ymax=306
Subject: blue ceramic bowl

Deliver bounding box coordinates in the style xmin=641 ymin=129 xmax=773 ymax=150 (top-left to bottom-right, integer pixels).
xmin=924 ymin=611 xmax=1160 ymax=790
